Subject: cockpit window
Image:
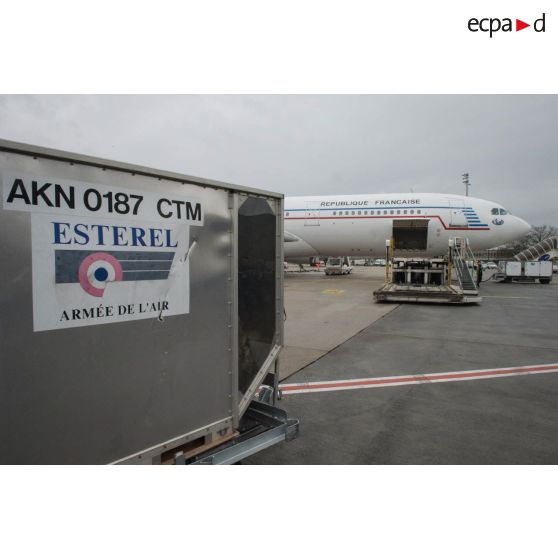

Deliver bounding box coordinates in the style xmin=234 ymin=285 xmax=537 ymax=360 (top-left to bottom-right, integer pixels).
xmin=492 ymin=207 xmax=510 ymax=215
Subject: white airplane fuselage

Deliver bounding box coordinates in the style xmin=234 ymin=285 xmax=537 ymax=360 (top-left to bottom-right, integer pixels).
xmin=284 ymin=193 xmax=531 ymax=261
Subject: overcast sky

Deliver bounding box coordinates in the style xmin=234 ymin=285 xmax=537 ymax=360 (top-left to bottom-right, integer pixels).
xmin=0 ymin=95 xmax=556 ymax=225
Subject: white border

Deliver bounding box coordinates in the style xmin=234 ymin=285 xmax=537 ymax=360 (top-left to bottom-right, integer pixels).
xmin=1 ymin=2 xmax=556 ymax=555
xmin=1 ymin=466 xmax=556 ymax=557
xmin=1 ymin=1 xmax=556 ymax=93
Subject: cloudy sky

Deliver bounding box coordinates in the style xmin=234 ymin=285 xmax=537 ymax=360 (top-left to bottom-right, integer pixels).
xmin=0 ymin=95 xmax=556 ymax=225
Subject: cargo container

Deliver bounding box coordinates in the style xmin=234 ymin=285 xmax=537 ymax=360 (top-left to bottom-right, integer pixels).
xmin=0 ymin=139 xmax=297 ymax=464
xmin=494 ymin=260 xmax=553 ymax=285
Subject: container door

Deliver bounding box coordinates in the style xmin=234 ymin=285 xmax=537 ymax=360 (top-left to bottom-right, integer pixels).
xmin=539 ymin=261 xmax=553 ymax=276
xmin=237 ymin=195 xmax=282 ymax=415
xmin=506 ymin=262 xmax=522 ymax=276
xmin=525 ymin=262 xmax=540 ymax=276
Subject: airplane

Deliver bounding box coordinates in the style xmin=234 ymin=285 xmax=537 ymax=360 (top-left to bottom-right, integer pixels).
xmin=284 ymin=193 xmax=531 ymax=262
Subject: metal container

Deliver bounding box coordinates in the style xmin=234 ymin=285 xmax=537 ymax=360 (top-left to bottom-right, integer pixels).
xmin=525 ymin=261 xmax=551 ymax=277
xmin=0 ymin=139 xmax=284 ymax=464
xmin=505 ymin=261 xmax=522 ymax=277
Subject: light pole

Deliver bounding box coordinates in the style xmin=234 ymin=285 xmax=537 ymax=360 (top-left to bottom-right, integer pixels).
xmin=462 ymin=173 xmax=470 ymax=197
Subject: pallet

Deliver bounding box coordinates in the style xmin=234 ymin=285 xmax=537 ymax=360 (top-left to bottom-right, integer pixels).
xmin=373 ymin=283 xmax=481 ymax=304
xmin=160 ymin=427 xmax=237 ymax=464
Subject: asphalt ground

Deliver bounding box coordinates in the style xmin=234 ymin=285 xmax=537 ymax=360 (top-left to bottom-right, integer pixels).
xmin=246 ymin=276 xmax=558 ymax=464
xmin=279 ymin=265 xmax=395 ymax=379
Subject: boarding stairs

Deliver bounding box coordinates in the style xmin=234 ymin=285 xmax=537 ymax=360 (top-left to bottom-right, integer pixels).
xmin=451 ymin=238 xmax=478 ymax=293
xmin=513 ymin=236 xmax=558 ymax=262
xmin=453 ymin=258 xmax=477 ymax=291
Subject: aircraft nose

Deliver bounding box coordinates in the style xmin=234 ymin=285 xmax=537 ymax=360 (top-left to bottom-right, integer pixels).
xmin=517 ymin=217 xmax=531 ymax=235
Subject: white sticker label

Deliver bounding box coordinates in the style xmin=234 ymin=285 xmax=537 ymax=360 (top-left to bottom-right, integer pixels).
xmin=1 ymin=173 xmax=202 ymax=331
xmin=2 ymin=172 xmax=203 ymax=224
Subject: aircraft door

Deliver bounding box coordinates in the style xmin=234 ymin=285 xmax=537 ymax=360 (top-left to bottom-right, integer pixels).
xmin=393 ymin=219 xmax=429 ymax=250
xmin=304 ymin=201 xmax=320 ymax=226
xmin=449 ymin=199 xmax=467 ymax=227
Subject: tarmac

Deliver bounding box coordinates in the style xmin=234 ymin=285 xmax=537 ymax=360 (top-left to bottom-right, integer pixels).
xmin=246 ymin=266 xmax=558 ymax=464
xmin=279 ymin=264 xmax=395 ymax=379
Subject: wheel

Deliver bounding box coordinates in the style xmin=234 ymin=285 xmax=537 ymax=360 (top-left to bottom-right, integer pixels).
xmin=540 ymin=278 xmax=550 ymax=284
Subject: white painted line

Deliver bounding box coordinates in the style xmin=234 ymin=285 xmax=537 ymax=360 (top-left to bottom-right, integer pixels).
xmin=482 ymin=296 xmax=534 ymax=299
xmin=280 ymin=363 xmax=558 ymax=395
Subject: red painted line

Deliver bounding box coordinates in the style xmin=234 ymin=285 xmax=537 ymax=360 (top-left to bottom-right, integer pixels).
xmin=280 ymin=363 xmax=558 ymax=394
